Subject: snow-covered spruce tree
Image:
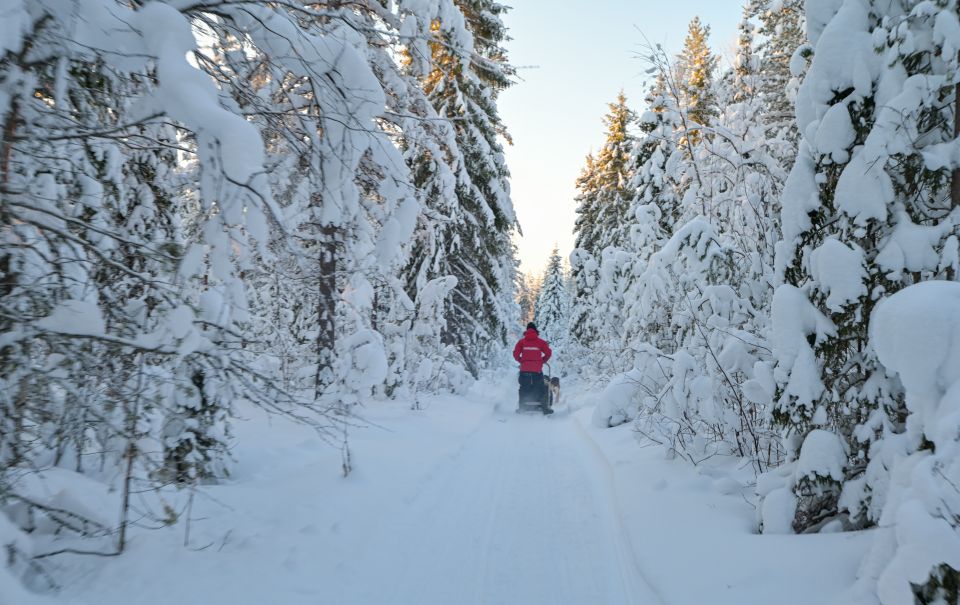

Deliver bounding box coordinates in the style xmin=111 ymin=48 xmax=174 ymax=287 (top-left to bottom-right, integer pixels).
xmin=516 ymin=272 xmax=539 ymax=326
xmin=567 ymin=246 xmax=599 ymax=362
xmin=866 ymin=283 xmax=960 ymax=604
xmin=767 ymin=0 xmax=960 ymax=536
xmin=675 ymin=16 xmax=719 ymax=140
xmin=572 ymin=92 xmax=637 ymax=255
xmin=619 ymin=73 xmax=683 ymax=354
xmin=570 ymin=92 xmax=636 ymax=360
xmin=747 ymin=0 xmax=805 ymax=149
xmin=379 ymin=10 xmax=491 ymax=399
xmin=404 ymin=276 xmax=463 ymax=403
xmin=405 ymin=0 xmax=520 ymax=378
xmin=533 ymin=247 xmax=570 ymax=372
xmin=384 ymin=8 xmax=471 ymax=395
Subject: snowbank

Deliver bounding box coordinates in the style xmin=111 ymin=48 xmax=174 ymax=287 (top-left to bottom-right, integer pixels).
xmin=573 ymin=406 xmax=872 ymax=604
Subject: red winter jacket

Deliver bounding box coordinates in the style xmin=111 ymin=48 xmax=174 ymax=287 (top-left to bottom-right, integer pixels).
xmin=513 ymin=328 xmax=552 ymax=373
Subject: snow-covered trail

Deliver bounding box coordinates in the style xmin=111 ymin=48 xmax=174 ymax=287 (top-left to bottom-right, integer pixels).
xmin=335 ymin=410 xmax=659 ymax=605
xmin=58 ymin=381 xmax=660 ymax=605
xmin=54 ymin=377 xmax=871 ymax=605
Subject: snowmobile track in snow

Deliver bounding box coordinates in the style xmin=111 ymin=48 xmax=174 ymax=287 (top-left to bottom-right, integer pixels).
xmin=347 ymin=409 xmax=664 ymax=605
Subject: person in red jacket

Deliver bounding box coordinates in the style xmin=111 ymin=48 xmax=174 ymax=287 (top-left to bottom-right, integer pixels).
xmin=513 ymin=322 xmax=553 ymax=413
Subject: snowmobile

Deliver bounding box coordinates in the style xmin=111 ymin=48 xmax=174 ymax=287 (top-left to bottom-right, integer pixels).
xmin=517 ymin=363 xmax=558 ymax=415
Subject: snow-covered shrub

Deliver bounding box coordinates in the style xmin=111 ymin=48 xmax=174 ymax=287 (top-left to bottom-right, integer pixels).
xmin=574 ymin=10 xmax=798 ymax=475
xmin=387 ymin=276 xmax=469 ymax=402
xmin=592 ymin=367 xmax=649 ymax=429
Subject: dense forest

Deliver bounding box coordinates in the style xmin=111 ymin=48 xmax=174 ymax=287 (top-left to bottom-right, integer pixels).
xmin=554 ymin=1 xmax=960 ymax=601
xmin=1 ymin=0 xmax=518 ymax=590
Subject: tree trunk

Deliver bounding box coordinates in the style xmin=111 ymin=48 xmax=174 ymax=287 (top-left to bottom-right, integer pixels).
xmin=952 ymin=69 xmax=960 ymax=211
xmin=117 ymin=439 xmax=136 ymax=553
xmin=1 ymin=99 xmax=18 ymax=193
xmin=315 ymin=224 xmax=338 ymax=400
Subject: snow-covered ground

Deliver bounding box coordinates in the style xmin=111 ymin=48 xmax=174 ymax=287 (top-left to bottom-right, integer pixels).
xmin=29 ymin=375 xmax=875 ymax=605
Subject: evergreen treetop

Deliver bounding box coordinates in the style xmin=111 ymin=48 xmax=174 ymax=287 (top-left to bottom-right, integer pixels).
xmin=676 ymin=16 xmax=718 ymax=130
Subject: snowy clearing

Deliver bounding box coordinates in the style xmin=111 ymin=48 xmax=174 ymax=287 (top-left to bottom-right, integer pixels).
xmin=32 ymin=377 xmax=873 ymax=605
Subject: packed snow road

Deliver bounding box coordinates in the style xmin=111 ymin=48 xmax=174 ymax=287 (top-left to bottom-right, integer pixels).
xmin=58 ymin=384 xmax=660 ymax=605
xmin=335 ymin=411 xmax=660 ymax=605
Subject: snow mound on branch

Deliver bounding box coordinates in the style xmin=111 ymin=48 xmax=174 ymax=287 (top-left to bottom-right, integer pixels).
xmin=876 ymin=212 xmax=948 ymax=280
xmin=871 ymin=281 xmax=960 ymax=412
xmin=809 ymin=239 xmax=866 ymax=311
xmin=795 ymin=429 xmax=846 ymax=483
xmin=343 ymin=330 xmax=389 ymax=393
xmin=834 ymin=152 xmax=892 ymax=226
xmin=814 ymin=103 xmax=855 ymax=162
xmin=778 ymin=142 xmax=819 ymax=253
xmin=805 ymin=0 xmax=844 ymax=45
xmin=35 ymin=300 xmax=105 ymax=337
xmin=796 ymin=0 xmax=879 ymax=132
xmin=771 ymin=285 xmax=835 ymax=410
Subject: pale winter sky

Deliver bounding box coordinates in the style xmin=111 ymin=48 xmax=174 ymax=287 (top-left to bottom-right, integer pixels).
xmin=499 ymin=1 xmax=743 ymax=275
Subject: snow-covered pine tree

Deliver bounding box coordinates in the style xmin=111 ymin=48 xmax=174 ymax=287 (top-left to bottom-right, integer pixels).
xmin=533 ymin=247 xmax=570 ymax=372
xmin=768 ymin=0 xmax=960 ymax=540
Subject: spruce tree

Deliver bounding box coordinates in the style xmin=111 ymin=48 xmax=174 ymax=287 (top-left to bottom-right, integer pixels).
xmin=749 ymin=0 xmax=805 ymax=145
xmin=516 ymin=272 xmax=541 ymax=326
xmin=411 ymin=0 xmax=520 ymax=376
xmin=573 ymin=92 xmax=637 ymax=256
xmin=770 ymin=0 xmax=959 ymax=546
xmin=570 ymin=93 xmax=637 ymax=350
xmin=620 ymin=78 xmax=682 ymax=352
xmin=533 ymin=247 xmax=570 ymax=353
xmin=676 ymin=17 xmax=719 ymax=134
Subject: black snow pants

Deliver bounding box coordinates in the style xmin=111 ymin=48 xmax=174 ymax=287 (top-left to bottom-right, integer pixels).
xmin=518 ymin=371 xmax=546 ymax=406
